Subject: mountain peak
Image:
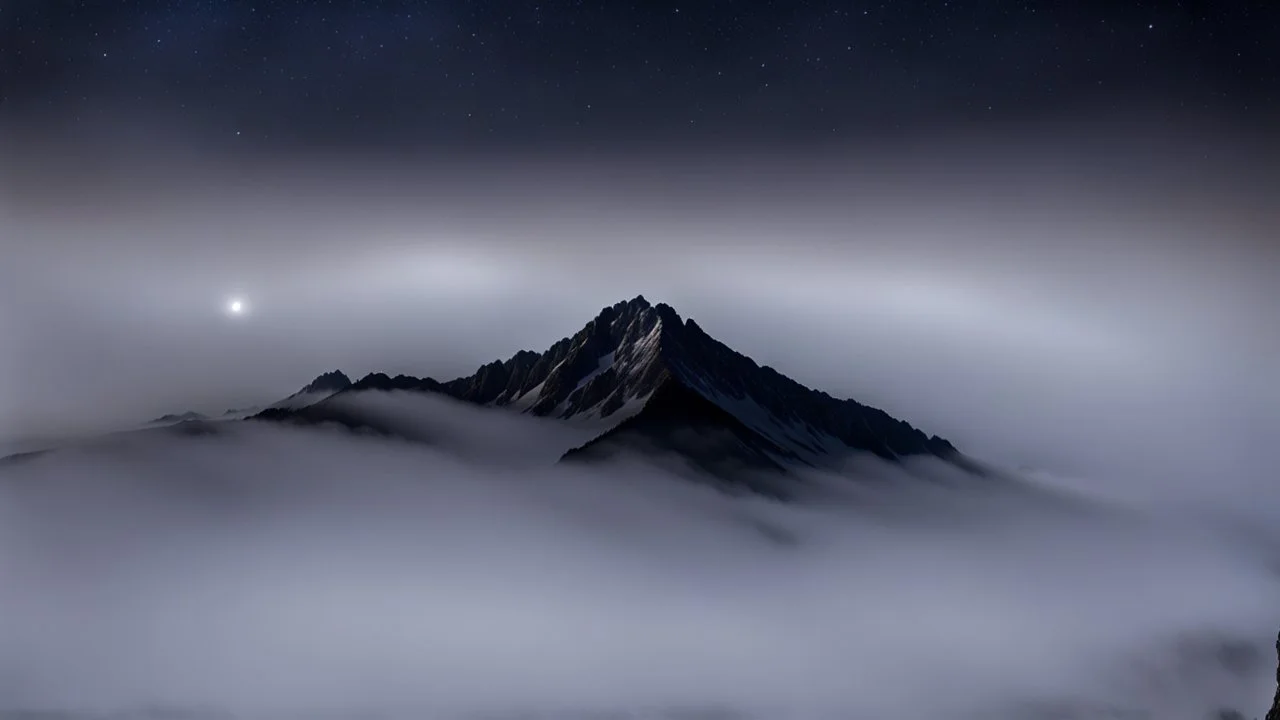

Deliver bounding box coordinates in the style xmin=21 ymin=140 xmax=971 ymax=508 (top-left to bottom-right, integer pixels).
xmin=261 ymin=369 xmax=356 ymax=412
xmin=432 ymin=296 xmax=965 ymax=475
xmin=300 ymin=370 xmax=352 ymax=394
xmin=652 ymin=301 xmax=683 ymax=325
xmin=348 ymin=372 xmax=443 ymax=394
xmin=591 ymin=294 xmax=659 ymax=325
xmin=439 ymin=297 xmax=670 ymax=417
xmin=260 ymin=296 xmax=969 ymax=482
xmin=149 ymin=410 xmax=208 ymax=425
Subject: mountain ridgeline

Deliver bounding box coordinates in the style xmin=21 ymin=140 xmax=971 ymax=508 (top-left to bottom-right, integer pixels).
xmin=254 ymin=296 xmax=969 ymax=477
xmin=299 ymin=370 xmax=353 ymax=394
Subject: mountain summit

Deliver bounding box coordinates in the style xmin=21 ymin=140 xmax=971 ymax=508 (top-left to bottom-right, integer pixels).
xmin=438 ymin=295 xmax=961 ymax=475
xmin=442 ymin=295 xmax=669 ymax=417
xmin=299 ymin=370 xmax=352 ymax=395
xmin=291 ymin=296 xmax=966 ymax=479
xmin=261 ymin=369 xmax=355 ymax=413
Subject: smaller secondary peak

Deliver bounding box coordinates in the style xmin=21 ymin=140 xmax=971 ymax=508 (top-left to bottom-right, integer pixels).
xmin=651 ymin=302 xmax=682 ymax=324
xmin=301 ymin=370 xmax=352 ymax=394
xmin=348 ymin=372 xmax=443 ymax=393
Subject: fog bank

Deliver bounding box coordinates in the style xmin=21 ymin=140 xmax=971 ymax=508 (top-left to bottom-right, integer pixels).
xmin=2 ymin=398 xmax=1278 ymax=719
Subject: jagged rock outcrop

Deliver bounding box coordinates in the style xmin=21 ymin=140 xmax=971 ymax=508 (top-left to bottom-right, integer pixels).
xmin=299 ymin=369 xmax=352 ymax=394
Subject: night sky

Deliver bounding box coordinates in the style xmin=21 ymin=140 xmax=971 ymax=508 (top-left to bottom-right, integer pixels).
xmin=2 ymin=0 xmax=1276 ymax=150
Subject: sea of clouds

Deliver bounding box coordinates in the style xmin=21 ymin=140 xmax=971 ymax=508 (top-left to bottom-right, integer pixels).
xmin=1 ymin=391 xmax=1278 ymax=720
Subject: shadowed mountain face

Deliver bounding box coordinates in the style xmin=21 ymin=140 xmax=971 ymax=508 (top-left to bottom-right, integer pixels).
xmin=148 ymin=411 xmax=208 ymax=425
xmin=257 ymin=296 xmax=965 ymax=479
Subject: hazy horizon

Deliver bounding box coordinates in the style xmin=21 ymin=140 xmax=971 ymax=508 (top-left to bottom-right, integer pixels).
xmin=4 ymin=121 xmax=1277 ymax=501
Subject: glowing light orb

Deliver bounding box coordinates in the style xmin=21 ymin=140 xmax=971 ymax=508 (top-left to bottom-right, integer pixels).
xmin=227 ymin=298 xmax=246 ymax=315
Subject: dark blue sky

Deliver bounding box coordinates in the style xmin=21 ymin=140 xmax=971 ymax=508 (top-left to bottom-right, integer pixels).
xmin=2 ymin=0 xmax=1275 ymax=150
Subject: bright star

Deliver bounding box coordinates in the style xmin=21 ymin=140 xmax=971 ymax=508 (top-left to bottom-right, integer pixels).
xmin=227 ymin=298 xmax=247 ymax=316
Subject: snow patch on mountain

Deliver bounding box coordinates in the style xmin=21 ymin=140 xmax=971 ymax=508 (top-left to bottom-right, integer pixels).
xmin=507 ymin=381 xmax=548 ymax=412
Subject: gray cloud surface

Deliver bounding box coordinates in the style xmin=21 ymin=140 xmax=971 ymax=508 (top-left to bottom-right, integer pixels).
xmin=1 ymin=393 xmax=1279 ymax=718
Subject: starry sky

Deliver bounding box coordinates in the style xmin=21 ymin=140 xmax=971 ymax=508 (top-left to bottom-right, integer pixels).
xmin=2 ymin=0 xmax=1275 ymax=150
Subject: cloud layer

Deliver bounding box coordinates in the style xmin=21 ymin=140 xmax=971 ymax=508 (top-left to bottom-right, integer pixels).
xmin=2 ymin=393 xmax=1278 ymax=719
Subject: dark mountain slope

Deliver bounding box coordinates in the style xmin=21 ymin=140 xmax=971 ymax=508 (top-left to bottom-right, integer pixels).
xmin=563 ymin=375 xmax=791 ymax=469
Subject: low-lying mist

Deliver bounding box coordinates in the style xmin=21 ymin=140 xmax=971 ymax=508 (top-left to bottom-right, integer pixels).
xmin=1 ymin=391 xmax=1278 ymax=719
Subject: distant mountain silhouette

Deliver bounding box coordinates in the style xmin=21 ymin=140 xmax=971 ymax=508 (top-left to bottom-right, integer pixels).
xmin=347 ymin=372 xmax=445 ymax=394
xmin=253 ymin=296 xmax=971 ymax=480
xmin=145 ymin=371 xmax=354 ymax=428
xmin=148 ymin=411 xmax=208 ymax=425
xmin=299 ymin=370 xmax=352 ymax=394
xmin=250 ymin=371 xmax=443 ymax=436
xmin=261 ymin=369 xmax=356 ymax=412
